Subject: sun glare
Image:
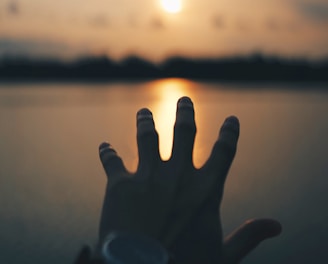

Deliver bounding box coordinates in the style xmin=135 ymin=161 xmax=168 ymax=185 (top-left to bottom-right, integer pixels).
xmin=160 ymin=0 xmax=182 ymax=14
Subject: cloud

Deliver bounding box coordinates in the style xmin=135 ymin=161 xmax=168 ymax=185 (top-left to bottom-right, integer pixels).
xmin=88 ymin=15 xmax=110 ymax=27
xmin=297 ymin=1 xmax=328 ymax=22
xmin=211 ymin=14 xmax=225 ymax=29
xmin=235 ymin=19 xmax=252 ymax=32
xmin=150 ymin=16 xmax=165 ymax=29
xmin=7 ymin=1 xmax=19 ymax=15
xmin=128 ymin=14 xmax=139 ymax=28
xmin=264 ymin=17 xmax=302 ymax=33
xmin=265 ymin=18 xmax=281 ymax=31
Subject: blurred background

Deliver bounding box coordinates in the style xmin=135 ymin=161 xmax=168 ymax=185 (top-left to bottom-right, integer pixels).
xmin=0 ymin=1 xmax=328 ymax=264
xmin=1 ymin=0 xmax=328 ymax=60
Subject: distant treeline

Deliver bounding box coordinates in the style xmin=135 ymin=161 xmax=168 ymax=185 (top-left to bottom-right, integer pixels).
xmin=0 ymin=54 xmax=327 ymax=82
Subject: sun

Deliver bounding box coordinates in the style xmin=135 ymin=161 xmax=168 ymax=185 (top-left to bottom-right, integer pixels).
xmin=160 ymin=0 xmax=182 ymax=14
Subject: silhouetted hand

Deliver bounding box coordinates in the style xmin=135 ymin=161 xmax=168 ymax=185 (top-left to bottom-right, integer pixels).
xmin=95 ymin=96 xmax=281 ymax=263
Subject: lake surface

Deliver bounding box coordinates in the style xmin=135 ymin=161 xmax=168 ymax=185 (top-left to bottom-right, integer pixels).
xmin=0 ymin=79 xmax=327 ymax=264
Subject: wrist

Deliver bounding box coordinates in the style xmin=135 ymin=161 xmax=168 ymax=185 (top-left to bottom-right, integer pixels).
xmin=97 ymin=231 xmax=173 ymax=264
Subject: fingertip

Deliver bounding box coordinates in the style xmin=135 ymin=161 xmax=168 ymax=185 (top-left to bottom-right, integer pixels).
xmin=220 ymin=115 xmax=240 ymax=137
xmin=214 ymin=116 xmax=240 ymax=159
xmin=99 ymin=142 xmax=117 ymax=158
xmin=177 ymin=96 xmax=193 ymax=108
xmin=136 ymin=107 xmax=160 ymax=170
xmin=178 ymin=96 xmax=192 ymax=102
xmin=137 ymin=108 xmax=153 ymax=123
xmin=136 ymin=107 xmax=156 ymax=133
xmin=272 ymin=220 xmax=283 ymax=236
xmin=222 ymin=218 xmax=282 ymax=264
xmin=99 ymin=142 xmax=110 ymax=151
xmin=245 ymin=218 xmax=282 ymax=238
xmin=175 ymin=96 xmax=195 ymax=124
xmin=171 ymin=96 xmax=196 ymax=163
xmin=225 ymin=115 xmax=239 ymax=126
xmin=98 ymin=142 xmax=126 ymax=177
xmin=137 ymin=108 xmax=152 ymax=115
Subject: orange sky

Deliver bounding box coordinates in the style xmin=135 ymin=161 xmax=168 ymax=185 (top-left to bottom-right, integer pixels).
xmin=0 ymin=0 xmax=328 ymax=61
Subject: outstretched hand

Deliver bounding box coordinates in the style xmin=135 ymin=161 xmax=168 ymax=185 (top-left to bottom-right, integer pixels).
xmin=92 ymin=96 xmax=281 ymax=264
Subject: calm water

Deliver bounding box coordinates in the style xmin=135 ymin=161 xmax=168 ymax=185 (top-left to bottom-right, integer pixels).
xmin=0 ymin=79 xmax=327 ymax=264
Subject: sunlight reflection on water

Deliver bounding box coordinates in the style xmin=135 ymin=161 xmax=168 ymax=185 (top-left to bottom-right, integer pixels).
xmin=148 ymin=78 xmax=194 ymax=160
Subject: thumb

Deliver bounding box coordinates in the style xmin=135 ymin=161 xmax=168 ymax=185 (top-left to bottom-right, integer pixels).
xmin=221 ymin=218 xmax=282 ymax=264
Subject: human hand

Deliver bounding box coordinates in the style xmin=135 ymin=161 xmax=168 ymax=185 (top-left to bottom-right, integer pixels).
xmin=96 ymin=96 xmax=281 ymax=263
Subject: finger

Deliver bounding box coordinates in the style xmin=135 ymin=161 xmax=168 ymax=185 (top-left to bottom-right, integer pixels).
xmin=222 ymin=219 xmax=282 ymax=264
xmin=171 ymin=96 xmax=196 ymax=164
xmin=99 ymin=142 xmax=127 ymax=178
xmin=203 ymin=116 xmax=239 ymax=185
xmin=136 ymin=108 xmax=160 ymax=173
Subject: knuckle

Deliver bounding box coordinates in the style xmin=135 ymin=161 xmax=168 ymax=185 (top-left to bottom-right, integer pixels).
xmin=175 ymin=118 xmax=196 ymax=133
xmin=104 ymin=158 xmax=126 ymax=177
xmin=100 ymin=148 xmax=124 ymax=167
xmin=137 ymin=124 xmax=158 ymax=140
xmin=137 ymin=108 xmax=153 ymax=125
xmin=214 ymin=138 xmax=237 ymax=159
xmin=220 ymin=125 xmax=239 ymax=140
xmin=175 ymin=122 xmax=196 ymax=136
xmin=99 ymin=146 xmax=117 ymax=158
xmin=137 ymin=108 xmax=156 ymax=138
xmin=175 ymin=106 xmax=196 ymax=132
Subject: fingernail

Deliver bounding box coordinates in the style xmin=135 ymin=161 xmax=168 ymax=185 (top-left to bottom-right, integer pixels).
xmin=224 ymin=116 xmax=239 ymax=128
xmin=137 ymin=108 xmax=153 ymax=121
xmin=99 ymin=142 xmax=110 ymax=150
xmin=99 ymin=142 xmax=117 ymax=156
xmin=178 ymin=96 xmax=193 ymax=108
xmin=220 ymin=116 xmax=239 ymax=137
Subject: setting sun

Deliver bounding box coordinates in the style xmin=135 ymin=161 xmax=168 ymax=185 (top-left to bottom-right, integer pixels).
xmin=160 ymin=0 xmax=182 ymax=13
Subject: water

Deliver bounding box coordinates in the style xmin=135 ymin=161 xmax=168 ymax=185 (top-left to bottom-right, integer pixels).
xmin=0 ymin=79 xmax=327 ymax=264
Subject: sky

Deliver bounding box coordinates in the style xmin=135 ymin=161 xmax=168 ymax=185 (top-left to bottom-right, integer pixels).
xmin=0 ymin=0 xmax=328 ymax=61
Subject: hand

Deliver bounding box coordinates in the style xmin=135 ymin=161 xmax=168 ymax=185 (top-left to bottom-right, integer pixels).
xmin=96 ymin=96 xmax=281 ymax=263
